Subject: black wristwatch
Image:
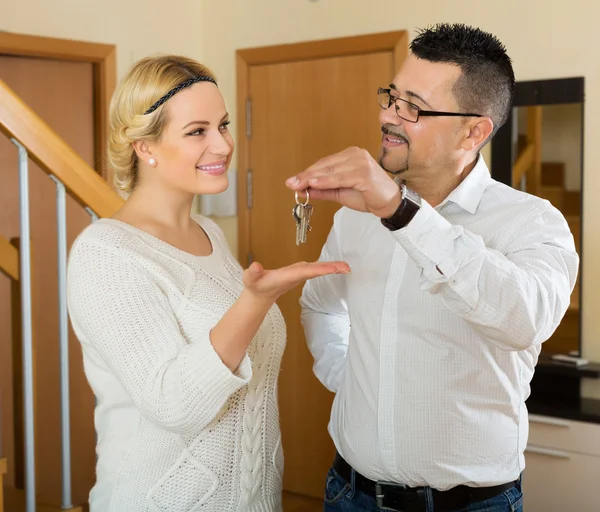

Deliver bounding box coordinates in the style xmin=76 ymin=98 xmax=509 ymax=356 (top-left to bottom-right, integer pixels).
xmin=380 ymin=185 xmax=422 ymax=231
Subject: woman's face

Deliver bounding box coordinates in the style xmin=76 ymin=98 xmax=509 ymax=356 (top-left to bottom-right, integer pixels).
xmin=144 ymin=81 xmax=234 ymax=195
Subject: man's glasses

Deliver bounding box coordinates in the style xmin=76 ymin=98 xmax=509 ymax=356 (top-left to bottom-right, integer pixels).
xmin=377 ymin=88 xmax=482 ymax=123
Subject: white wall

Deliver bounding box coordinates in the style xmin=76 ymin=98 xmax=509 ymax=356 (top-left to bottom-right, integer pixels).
xmin=201 ymin=0 xmax=600 ymax=395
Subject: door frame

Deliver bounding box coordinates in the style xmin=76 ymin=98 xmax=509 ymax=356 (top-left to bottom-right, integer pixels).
xmin=236 ymin=30 xmax=408 ymax=264
xmin=0 ymin=32 xmax=116 ymax=182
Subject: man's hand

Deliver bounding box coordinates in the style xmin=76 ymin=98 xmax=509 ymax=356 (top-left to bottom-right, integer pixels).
xmin=285 ymin=147 xmax=402 ymax=218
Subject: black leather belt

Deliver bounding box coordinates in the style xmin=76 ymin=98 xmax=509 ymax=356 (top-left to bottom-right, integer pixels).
xmin=333 ymin=452 xmax=518 ymax=512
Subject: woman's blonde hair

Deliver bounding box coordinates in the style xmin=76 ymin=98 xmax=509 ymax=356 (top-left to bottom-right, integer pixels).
xmin=108 ymin=55 xmax=216 ymax=193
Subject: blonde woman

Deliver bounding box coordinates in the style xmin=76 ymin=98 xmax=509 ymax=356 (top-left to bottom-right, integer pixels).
xmin=66 ymin=55 xmax=349 ymax=512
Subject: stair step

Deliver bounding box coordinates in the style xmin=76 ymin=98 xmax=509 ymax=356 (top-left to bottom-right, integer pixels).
xmin=541 ymin=162 xmax=565 ymax=187
xmin=3 ymin=487 xmax=83 ymax=512
xmin=539 ymin=186 xmax=564 ymax=210
xmin=563 ymin=190 xmax=581 ymax=216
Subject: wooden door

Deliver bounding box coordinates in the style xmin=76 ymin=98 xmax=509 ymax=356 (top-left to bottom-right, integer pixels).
xmin=0 ymin=55 xmax=96 ymax=506
xmin=237 ymin=32 xmax=408 ymax=499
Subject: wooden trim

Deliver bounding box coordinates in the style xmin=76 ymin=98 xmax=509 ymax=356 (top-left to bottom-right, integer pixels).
xmin=236 ymin=53 xmax=250 ymax=265
xmin=0 ymin=32 xmax=117 ymax=181
xmin=0 ymin=33 xmax=114 ymax=62
xmin=0 ymin=80 xmax=123 ymax=217
xmin=0 ymin=235 xmax=19 ymax=280
xmin=95 ymin=46 xmax=117 ymax=184
xmin=236 ymin=31 xmax=408 ymax=266
xmin=393 ymin=32 xmax=410 ymax=73
xmin=237 ymin=30 xmax=409 ymax=65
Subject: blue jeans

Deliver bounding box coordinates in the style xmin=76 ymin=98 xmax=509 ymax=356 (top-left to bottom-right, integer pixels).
xmin=323 ymin=466 xmax=523 ymax=512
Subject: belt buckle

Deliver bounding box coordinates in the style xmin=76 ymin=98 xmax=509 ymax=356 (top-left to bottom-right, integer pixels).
xmin=375 ymin=481 xmax=410 ymax=511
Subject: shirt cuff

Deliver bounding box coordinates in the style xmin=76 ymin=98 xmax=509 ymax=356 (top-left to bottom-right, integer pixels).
xmin=390 ymin=200 xmax=458 ymax=283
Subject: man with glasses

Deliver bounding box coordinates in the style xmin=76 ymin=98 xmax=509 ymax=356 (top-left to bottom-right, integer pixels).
xmin=286 ymin=23 xmax=578 ymax=512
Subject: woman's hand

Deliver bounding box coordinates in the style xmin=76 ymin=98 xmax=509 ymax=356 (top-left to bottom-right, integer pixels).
xmin=242 ymin=260 xmax=350 ymax=304
xmin=211 ymin=260 xmax=349 ymax=370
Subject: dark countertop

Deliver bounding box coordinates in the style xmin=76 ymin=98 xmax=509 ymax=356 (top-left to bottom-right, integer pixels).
xmin=527 ymin=397 xmax=600 ymax=425
xmin=525 ymin=355 xmax=600 ymax=424
xmin=534 ymin=356 xmax=600 ymax=379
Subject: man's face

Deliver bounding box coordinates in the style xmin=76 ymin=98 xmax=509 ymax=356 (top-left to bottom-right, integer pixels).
xmin=378 ymin=54 xmax=467 ymax=176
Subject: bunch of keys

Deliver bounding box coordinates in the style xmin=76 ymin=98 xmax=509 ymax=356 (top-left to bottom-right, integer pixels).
xmin=292 ymin=189 xmax=313 ymax=245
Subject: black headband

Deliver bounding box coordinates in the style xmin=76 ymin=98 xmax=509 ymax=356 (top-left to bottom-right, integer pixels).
xmin=143 ymin=76 xmax=218 ymax=115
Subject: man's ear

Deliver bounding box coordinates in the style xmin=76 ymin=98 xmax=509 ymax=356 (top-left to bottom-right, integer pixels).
xmin=462 ymin=117 xmax=494 ymax=152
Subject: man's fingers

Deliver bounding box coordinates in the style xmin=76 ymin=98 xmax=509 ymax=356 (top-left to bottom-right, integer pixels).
xmin=305 ymin=170 xmax=363 ymax=191
xmin=287 ymin=165 xmax=360 ymax=191
xmin=286 ymin=147 xmax=370 ymax=190
xmin=303 ymin=189 xmax=340 ymax=203
xmin=286 ymin=153 xmax=352 ymax=190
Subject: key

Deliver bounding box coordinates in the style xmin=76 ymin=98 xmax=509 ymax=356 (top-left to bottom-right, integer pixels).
xmin=293 ymin=190 xmax=313 ymax=245
xmin=292 ymin=203 xmax=303 ymax=245
xmin=299 ymin=203 xmax=313 ymax=244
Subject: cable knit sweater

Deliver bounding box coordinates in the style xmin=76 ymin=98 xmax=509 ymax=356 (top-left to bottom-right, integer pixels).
xmin=66 ymin=215 xmax=286 ymax=512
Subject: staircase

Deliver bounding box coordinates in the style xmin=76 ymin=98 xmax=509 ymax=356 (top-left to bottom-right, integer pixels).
xmin=539 ymin=161 xmax=581 ymax=355
xmin=0 ymin=79 xmax=122 ymax=512
xmin=3 ymin=488 xmax=82 ymax=512
xmin=513 ymin=107 xmax=581 ymax=356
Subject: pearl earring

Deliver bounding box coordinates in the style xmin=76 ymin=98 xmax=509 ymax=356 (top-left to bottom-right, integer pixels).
xmin=149 ymin=158 xmax=156 ymax=166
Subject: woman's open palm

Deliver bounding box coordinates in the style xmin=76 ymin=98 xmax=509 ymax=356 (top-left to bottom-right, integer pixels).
xmin=243 ymin=260 xmax=350 ymax=303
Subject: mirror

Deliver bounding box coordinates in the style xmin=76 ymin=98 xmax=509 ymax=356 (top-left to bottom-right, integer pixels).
xmin=491 ymin=77 xmax=584 ymax=357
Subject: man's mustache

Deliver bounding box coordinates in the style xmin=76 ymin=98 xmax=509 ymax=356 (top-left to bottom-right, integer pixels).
xmin=381 ymin=126 xmax=409 ymax=145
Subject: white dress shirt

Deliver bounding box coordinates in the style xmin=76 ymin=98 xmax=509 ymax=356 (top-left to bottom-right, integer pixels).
xmin=300 ymin=156 xmax=579 ymax=490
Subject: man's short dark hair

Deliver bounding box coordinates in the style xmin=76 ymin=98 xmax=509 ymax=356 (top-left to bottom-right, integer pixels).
xmin=410 ymin=23 xmax=515 ymax=139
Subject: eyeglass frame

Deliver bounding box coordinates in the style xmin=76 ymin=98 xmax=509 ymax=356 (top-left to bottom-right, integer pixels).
xmin=377 ymin=87 xmax=482 ymax=123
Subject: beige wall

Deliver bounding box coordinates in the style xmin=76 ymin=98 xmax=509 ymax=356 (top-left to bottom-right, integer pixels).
xmin=4 ymin=0 xmax=598 ymax=393
xmin=2 ymin=0 xmax=204 ymax=80
xmin=201 ymin=0 xmax=600 ymax=395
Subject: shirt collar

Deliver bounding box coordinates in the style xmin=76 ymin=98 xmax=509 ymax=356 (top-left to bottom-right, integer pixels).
xmin=436 ymin=154 xmax=492 ymax=214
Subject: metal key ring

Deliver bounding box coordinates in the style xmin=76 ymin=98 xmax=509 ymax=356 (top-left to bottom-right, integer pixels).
xmin=295 ymin=189 xmax=310 ymax=206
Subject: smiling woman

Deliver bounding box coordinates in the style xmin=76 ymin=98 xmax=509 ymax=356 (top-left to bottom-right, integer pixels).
xmin=65 ymin=54 xmax=350 ymax=512
xmin=107 ymin=57 xmax=233 ymax=197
